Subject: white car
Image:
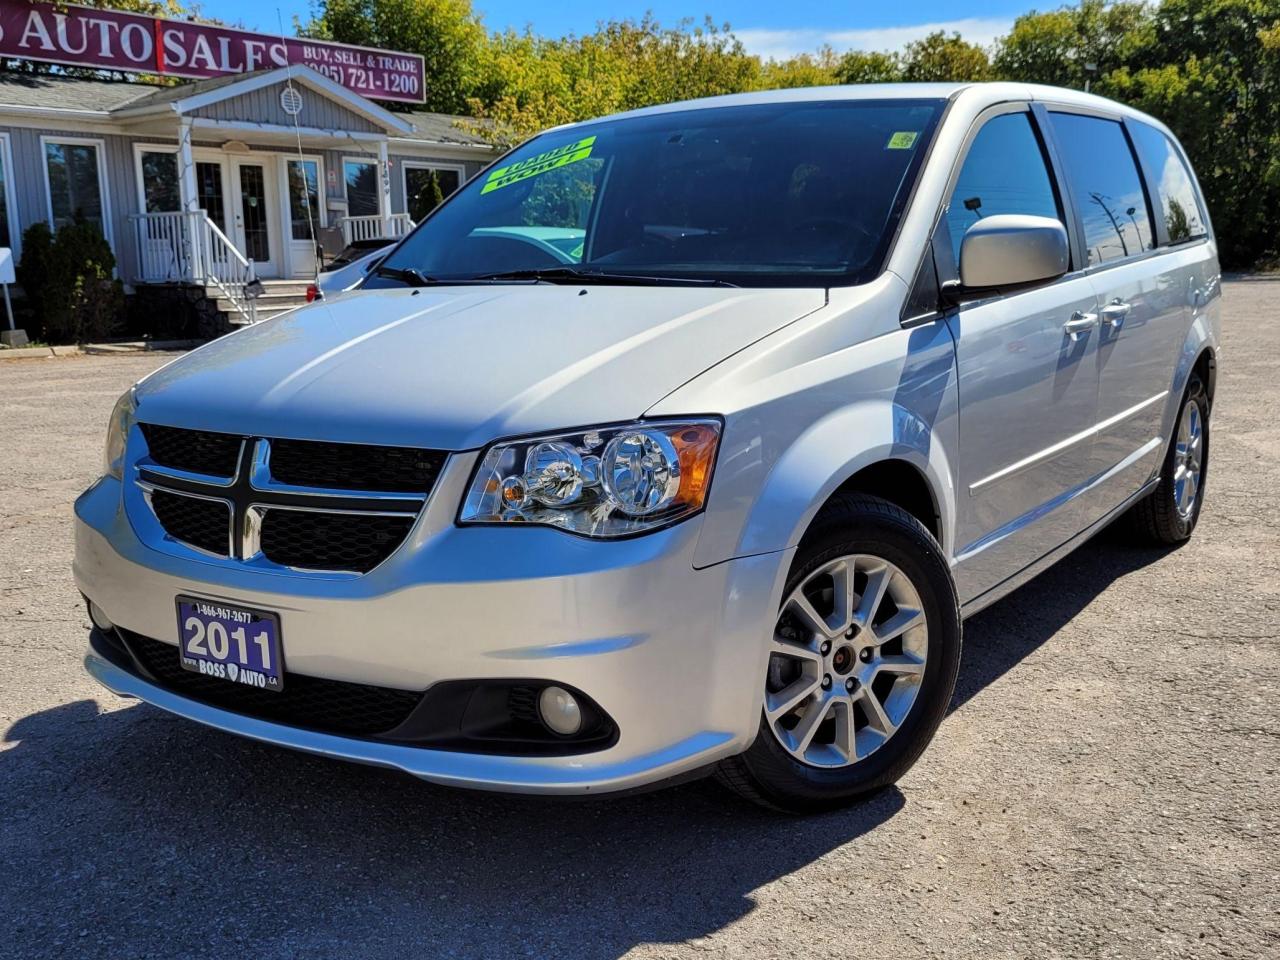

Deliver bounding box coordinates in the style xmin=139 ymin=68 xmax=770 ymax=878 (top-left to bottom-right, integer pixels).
xmin=76 ymin=83 xmax=1219 ymax=811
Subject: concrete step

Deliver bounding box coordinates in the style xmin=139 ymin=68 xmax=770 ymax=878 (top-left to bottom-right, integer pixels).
xmin=216 ymin=295 xmax=310 ymax=315
xmin=226 ymin=302 xmax=309 ymax=325
xmin=256 ymin=280 xmax=313 ymax=297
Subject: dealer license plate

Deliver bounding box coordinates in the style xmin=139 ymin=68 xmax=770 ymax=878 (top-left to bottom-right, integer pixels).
xmin=176 ymin=597 xmax=284 ymax=693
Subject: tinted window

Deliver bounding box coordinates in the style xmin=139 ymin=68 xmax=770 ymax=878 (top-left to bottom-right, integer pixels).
xmin=1049 ymin=113 xmax=1154 ymax=264
xmin=140 ymin=150 xmax=180 ymax=213
xmin=947 ymin=112 xmax=1061 ymax=265
xmin=1130 ymin=123 xmax=1207 ymax=243
xmin=370 ymin=99 xmax=944 ymax=288
xmin=45 ymin=141 xmax=105 ymax=234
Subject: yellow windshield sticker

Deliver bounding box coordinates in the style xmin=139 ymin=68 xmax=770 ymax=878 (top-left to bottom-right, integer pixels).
xmin=886 ymin=131 xmax=920 ymax=150
xmin=481 ymin=136 xmax=598 ymax=194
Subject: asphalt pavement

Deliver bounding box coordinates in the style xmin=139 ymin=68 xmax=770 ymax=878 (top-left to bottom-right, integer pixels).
xmin=1 ymin=279 xmax=1276 ymax=959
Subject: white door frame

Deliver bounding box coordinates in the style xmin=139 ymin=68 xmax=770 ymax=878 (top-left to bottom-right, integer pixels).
xmin=228 ymin=154 xmax=280 ymax=278
xmin=134 ymin=144 xmax=337 ymax=279
xmin=276 ymin=153 xmax=327 ymax=279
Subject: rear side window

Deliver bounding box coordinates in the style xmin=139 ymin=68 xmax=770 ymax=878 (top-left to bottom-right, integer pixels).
xmin=1129 ymin=123 xmax=1208 ymax=244
xmin=946 ymin=112 xmax=1061 ymax=265
xmin=1048 ymin=113 xmax=1154 ymax=265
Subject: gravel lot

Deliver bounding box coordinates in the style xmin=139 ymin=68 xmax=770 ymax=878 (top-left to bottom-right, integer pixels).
xmin=1 ymin=280 xmax=1277 ymax=960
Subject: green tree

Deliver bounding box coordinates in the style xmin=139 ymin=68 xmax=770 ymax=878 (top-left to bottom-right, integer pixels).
xmin=900 ymin=31 xmax=992 ymax=82
xmin=993 ymin=1 xmax=1151 ymax=88
xmin=834 ymin=50 xmax=904 ymax=84
xmin=757 ymin=48 xmax=842 ymax=89
xmin=301 ymin=0 xmax=487 ymax=113
xmin=468 ymin=16 xmax=759 ymax=145
xmin=1102 ymin=0 xmax=1280 ymax=268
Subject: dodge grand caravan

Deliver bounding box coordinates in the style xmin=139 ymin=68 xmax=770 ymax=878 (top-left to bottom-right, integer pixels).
xmin=76 ymin=83 xmax=1220 ymax=811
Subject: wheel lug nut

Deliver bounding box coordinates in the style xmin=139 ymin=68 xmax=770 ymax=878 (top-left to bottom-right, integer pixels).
xmin=821 ymin=675 xmax=832 ymax=690
xmin=820 ymin=641 xmax=832 ymax=655
xmin=845 ymin=677 xmax=858 ymax=692
xmin=860 ymin=648 xmax=873 ymax=662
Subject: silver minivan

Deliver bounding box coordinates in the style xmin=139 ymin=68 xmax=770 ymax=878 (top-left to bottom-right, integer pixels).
xmin=76 ymin=83 xmax=1219 ymax=812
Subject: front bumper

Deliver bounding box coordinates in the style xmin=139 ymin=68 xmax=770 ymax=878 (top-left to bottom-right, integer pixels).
xmin=74 ymin=474 xmax=792 ymax=795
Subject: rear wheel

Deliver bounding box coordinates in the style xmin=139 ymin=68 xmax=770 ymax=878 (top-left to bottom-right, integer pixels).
xmin=717 ymin=494 xmax=961 ymax=813
xmin=1123 ymin=374 xmax=1209 ymax=545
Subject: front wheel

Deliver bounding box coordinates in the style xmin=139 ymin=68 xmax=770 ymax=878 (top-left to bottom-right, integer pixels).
xmin=717 ymin=494 xmax=961 ymax=813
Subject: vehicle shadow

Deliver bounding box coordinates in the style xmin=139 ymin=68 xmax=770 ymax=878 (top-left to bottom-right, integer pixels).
xmin=2 ymin=698 xmax=902 ymax=960
xmin=1 ymin=530 xmax=1169 ymax=960
xmin=951 ymin=527 xmax=1170 ymax=712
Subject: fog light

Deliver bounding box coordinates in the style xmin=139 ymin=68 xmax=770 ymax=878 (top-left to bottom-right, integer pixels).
xmin=538 ymin=685 xmax=583 ymax=737
xmin=87 ymin=600 xmax=114 ymax=632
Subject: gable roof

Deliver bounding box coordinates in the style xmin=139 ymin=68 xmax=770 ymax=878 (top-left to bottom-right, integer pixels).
xmin=0 ymin=71 xmax=158 ymax=112
xmin=110 ymin=65 xmax=414 ymax=134
xmin=0 ymin=69 xmax=493 ymax=151
xmin=395 ymin=110 xmax=491 ymax=146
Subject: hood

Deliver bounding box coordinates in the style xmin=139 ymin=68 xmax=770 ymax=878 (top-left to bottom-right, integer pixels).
xmin=135 ymin=284 xmax=825 ymax=450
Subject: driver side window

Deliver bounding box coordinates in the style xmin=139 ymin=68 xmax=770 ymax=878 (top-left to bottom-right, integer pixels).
xmin=947 ymin=112 xmax=1062 ymax=267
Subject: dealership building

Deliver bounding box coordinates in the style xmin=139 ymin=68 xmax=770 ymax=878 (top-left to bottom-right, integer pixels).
xmin=0 ymin=2 xmax=494 ymax=326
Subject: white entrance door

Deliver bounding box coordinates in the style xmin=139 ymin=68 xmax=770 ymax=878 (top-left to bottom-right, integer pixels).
xmin=230 ymin=158 xmax=279 ymax=278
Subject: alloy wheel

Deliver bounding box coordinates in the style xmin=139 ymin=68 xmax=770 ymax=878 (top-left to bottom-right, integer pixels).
xmin=1173 ymin=399 xmax=1204 ymax=520
xmin=765 ymin=554 xmax=928 ymax=768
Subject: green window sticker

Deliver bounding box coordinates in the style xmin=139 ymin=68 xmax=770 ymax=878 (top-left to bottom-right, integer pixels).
xmin=481 ymin=136 xmax=598 ymax=194
xmin=886 ymin=131 xmax=919 ymax=150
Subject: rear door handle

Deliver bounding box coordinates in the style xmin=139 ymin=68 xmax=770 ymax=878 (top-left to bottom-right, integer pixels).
xmin=1100 ymin=299 xmax=1131 ymax=329
xmin=1064 ymin=311 xmax=1098 ymax=340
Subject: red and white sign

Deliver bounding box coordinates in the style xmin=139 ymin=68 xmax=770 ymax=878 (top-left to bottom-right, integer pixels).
xmin=0 ymin=0 xmax=426 ymax=103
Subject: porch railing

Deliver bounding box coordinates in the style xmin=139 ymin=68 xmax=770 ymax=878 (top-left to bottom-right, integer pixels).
xmin=131 ymin=211 xmax=258 ymax=324
xmin=339 ymin=213 xmax=414 ymax=245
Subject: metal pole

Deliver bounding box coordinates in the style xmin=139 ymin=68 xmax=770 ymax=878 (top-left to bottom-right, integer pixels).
xmin=3 ymin=283 xmax=12 ymax=331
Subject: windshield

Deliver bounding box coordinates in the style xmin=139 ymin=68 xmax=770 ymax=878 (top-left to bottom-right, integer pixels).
xmin=366 ymin=98 xmax=944 ymax=289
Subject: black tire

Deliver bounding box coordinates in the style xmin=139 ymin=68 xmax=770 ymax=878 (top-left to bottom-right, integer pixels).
xmin=716 ymin=493 xmax=961 ymax=814
xmin=1123 ymin=373 xmax=1209 ymax=545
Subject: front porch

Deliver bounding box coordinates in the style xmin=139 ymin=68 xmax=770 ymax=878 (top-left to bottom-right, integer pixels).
xmin=99 ymin=66 xmax=487 ymax=322
xmin=129 ymin=207 xmax=415 ymax=324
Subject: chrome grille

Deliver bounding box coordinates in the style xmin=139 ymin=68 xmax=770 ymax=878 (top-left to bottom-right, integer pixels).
xmin=133 ymin=425 xmax=446 ymax=574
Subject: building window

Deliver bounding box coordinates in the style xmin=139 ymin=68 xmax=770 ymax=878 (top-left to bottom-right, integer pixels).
xmin=139 ymin=150 xmax=181 ymax=213
xmin=196 ymin=162 xmax=227 ymax=233
xmin=287 ymin=159 xmax=321 ymax=240
xmin=343 ymin=158 xmax=379 ymax=217
xmin=44 ymin=139 xmax=107 ymax=235
xmin=404 ymin=164 xmax=462 ymax=221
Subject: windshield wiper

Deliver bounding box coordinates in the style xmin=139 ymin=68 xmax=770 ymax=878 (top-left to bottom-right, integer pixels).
xmin=470 ymin=266 xmax=738 ymax=287
xmin=371 ymin=265 xmax=436 ymax=287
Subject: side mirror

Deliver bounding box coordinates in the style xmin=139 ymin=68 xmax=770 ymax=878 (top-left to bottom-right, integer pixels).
xmin=944 ymin=214 xmax=1069 ymax=303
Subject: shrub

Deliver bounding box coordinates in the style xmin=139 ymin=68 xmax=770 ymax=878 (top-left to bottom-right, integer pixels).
xmin=16 ymin=216 xmax=124 ymax=343
xmin=15 ymin=222 xmax=54 ymax=338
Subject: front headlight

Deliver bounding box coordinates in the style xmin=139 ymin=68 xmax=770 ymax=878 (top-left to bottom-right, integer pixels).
xmin=459 ymin=419 xmax=721 ymax=538
xmin=103 ymin=388 xmax=137 ymax=481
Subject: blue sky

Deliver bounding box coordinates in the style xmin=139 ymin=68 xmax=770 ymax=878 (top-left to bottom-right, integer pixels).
xmin=206 ymin=1 xmax=1034 ymax=59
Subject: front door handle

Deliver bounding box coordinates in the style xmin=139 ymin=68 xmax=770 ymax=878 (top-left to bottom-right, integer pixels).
xmin=1100 ymin=299 xmax=1131 ymax=329
xmin=1064 ymin=311 xmax=1098 ymax=340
